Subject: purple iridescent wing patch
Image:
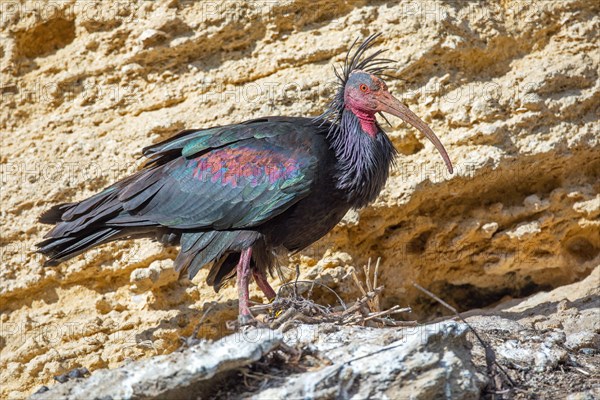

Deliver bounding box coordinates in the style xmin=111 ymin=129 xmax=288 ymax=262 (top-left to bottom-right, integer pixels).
xmin=191 ymin=142 xmax=304 ymax=188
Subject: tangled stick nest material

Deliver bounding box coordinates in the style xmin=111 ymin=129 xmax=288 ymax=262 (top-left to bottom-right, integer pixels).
xmin=250 ymin=258 xmax=416 ymax=332
xmin=193 ymin=259 xmax=532 ymax=398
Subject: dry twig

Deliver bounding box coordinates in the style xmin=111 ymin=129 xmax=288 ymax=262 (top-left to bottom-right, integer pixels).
xmin=180 ymin=301 xmax=219 ymax=347
xmin=248 ymin=258 xmax=414 ymax=330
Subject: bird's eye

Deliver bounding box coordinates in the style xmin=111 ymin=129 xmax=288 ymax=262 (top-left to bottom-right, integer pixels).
xmin=359 ymin=84 xmax=369 ymax=93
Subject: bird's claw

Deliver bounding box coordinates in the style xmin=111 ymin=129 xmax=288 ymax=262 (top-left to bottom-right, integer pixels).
xmin=228 ymin=313 xmax=269 ymax=330
xmin=238 ymin=313 xmax=255 ymax=326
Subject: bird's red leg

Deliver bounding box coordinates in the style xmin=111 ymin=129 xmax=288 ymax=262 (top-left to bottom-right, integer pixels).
xmin=252 ymin=268 xmax=276 ymax=301
xmin=236 ymin=248 xmax=253 ymax=325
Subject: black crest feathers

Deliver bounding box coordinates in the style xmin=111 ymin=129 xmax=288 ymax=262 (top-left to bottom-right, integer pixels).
xmin=315 ymin=33 xmax=396 ymax=133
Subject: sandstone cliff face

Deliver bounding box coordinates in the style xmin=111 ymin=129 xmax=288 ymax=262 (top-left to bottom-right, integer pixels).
xmin=1 ymin=1 xmax=598 ymax=397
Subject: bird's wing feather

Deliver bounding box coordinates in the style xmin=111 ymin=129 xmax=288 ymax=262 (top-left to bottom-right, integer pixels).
xmin=115 ymin=118 xmax=321 ymax=230
xmin=142 ymin=117 xmax=280 ymax=165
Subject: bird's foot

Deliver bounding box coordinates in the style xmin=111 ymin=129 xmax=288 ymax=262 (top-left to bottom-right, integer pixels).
xmin=238 ymin=312 xmax=255 ymax=326
xmin=225 ymin=312 xmax=255 ymax=330
xmin=227 ymin=312 xmax=269 ymax=330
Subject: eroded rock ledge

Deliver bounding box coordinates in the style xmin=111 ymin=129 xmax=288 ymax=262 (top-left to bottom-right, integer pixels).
xmin=1 ymin=0 xmax=598 ymax=397
xmin=31 ymin=268 xmax=599 ymax=400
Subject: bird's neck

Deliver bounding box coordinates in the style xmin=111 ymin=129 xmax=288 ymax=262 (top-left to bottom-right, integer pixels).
xmin=329 ymin=110 xmax=397 ymax=209
xmin=348 ymin=107 xmax=378 ymax=137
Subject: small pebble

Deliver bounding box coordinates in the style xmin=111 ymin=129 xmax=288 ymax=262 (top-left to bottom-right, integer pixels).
xmin=34 ymin=386 xmax=49 ymax=394
xmin=54 ymin=367 xmax=90 ymax=383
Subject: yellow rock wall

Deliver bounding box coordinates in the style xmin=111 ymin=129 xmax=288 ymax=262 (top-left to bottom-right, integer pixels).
xmin=1 ymin=1 xmax=598 ymax=397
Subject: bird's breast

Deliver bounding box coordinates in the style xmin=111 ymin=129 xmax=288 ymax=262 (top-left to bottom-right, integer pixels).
xmin=261 ymin=178 xmax=350 ymax=252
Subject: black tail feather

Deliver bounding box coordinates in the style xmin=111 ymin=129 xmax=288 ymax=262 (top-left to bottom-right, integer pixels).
xmin=37 ymin=188 xmax=129 ymax=265
xmin=36 ymin=228 xmax=121 ymax=266
xmin=175 ymin=231 xmax=261 ymax=281
xmin=207 ymin=253 xmax=239 ymax=292
xmin=39 ymin=203 xmax=73 ymax=224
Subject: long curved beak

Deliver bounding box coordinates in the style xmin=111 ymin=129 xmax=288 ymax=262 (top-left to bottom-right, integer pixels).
xmin=377 ymin=91 xmax=453 ymax=174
